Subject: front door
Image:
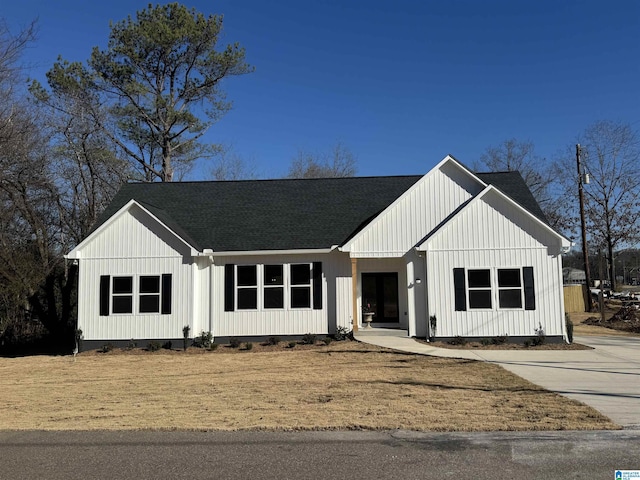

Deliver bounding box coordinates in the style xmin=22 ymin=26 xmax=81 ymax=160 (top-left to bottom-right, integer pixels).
xmin=362 ymin=272 xmax=399 ymax=323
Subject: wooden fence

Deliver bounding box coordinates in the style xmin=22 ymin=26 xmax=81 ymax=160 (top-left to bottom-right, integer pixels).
xmin=563 ymin=284 xmax=588 ymax=313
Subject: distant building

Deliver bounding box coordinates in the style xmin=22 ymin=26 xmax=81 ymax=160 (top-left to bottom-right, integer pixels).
xmin=563 ymin=267 xmax=586 ymax=285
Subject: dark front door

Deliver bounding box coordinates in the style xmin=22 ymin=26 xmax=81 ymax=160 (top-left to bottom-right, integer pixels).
xmin=362 ymin=272 xmax=399 ymax=323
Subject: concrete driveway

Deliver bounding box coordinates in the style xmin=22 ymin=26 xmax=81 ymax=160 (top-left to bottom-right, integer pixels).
xmin=355 ymin=331 xmax=640 ymax=428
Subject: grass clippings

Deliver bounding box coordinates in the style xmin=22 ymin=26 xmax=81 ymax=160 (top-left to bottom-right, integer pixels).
xmin=0 ymin=342 xmax=617 ymax=432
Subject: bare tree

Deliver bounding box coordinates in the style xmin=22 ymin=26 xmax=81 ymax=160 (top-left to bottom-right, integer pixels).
xmin=579 ymin=121 xmax=640 ymax=290
xmin=475 ymin=139 xmax=555 ymax=218
xmin=210 ymin=146 xmax=259 ymax=180
xmin=288 ymin=142 xmax=357 ymax=178
xmin=552 ymin=121 xmax=640 ymax=291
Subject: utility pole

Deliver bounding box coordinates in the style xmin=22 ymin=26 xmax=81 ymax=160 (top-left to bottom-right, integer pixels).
xmin=577 ymin=144 xmax=592 ymax=311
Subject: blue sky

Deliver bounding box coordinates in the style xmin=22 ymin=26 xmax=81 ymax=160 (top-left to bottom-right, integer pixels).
xmin=5 ymin=0 xmax=639 ymax=178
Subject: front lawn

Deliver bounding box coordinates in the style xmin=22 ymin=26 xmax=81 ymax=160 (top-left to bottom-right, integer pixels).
xmin=0 ymin=341 xmax=617 ymax=431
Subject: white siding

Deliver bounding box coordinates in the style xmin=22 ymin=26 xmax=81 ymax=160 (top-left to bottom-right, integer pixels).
xmin=425 ymin=191 xmax=565 ymax=338
xmin=345 ymin=161 xmax=483 ymax=257
xmin=78 ymin=204 xmax=193 ymax=259
xmin=78 ymin=257 xmax=193 ymax=341
xmin=211 ymin=251 xmax=351 ymax=337
xmin=76 ymin=206 xmax=195 ymax=341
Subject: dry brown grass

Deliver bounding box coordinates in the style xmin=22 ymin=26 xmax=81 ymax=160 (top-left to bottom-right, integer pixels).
xmin=0 ymin=342 xmax=617 ymax=432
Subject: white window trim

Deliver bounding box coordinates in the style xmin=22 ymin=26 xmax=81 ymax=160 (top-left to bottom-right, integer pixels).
xmin=235 ymin=263 xmax=314 ymax=311
xmin=236 ymin=265 xmax=259 ymax=311
xmin=496 ymin=268 xmax=524 ymax=310
xmin=465 ymin=267 xmax=526 ymax=311
xmin=110 ymin=274 xmax=167 ymax=315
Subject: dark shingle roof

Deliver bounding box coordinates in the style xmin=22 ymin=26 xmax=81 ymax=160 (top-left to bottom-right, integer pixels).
xmin=95 ymin=170 xmax=546 ymax=252
xmin=97 ymin=176 xmax=422 ymax=251
xmin=476 ymin=171 xmax=547 ymax=222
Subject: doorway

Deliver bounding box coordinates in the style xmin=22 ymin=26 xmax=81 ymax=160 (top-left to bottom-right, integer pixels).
xmin=362 ymin=272 xmax=399 ymax=323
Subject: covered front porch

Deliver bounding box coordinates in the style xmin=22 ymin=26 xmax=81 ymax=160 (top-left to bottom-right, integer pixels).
xmin=349 ymin=254 xmax=427 ymax=337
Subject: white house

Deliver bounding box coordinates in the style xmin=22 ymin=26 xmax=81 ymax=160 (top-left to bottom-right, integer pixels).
xmin=66 ymin=155 xmax=571 ymax=349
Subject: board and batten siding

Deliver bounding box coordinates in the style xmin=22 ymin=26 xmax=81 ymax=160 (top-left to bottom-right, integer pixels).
xmin=345 ymin=161 xmax=483 ymax=257
xmin=75 ymin=204 xmax=196 ymax=341
xmin=211 ymin=251 xmax=351 ymax=337
xmin=424 ymin=190 xmax=565 ymax=338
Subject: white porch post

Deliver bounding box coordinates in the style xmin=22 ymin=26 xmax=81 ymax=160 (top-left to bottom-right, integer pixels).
xmin=406 ymin=260 xmax=416 ymax=337
xmin=351 ymin=258 xmax=358 ymax=332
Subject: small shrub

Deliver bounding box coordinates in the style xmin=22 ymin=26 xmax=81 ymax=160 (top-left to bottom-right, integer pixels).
xmin=243 ymin=342 xmax=253 ymax=351
xmin=323 ymin=336 xmax=333 ymax=345
xmin=449 ymin=336 xmax=467 ymax=346
xmin=565 ymin=313 xmax=574 ymax=344
xmin=524 ymin=339 xmax=532 ymax=348
xmin=332 ymin=326 xmax=351 ymax=341
xmin=99 ymin=343 xmax=113 ymax=353
xmin=288 ymin=341 xmax=297 ymax=348
xmin=162 ymin=341 xmax=172 ymax=350
xmin=194 ymin=331 xmax=213 ymax=349
xmin=480 ymin=338 xmax=490 ymax=346
xmin=229 ymin=337 xmax=241 ymax=349
xmin=429 ymin=315 xmax=437 ymax=339
xmin=126 ymin=339 xmax=137 ymax=350
xmin=267 ymin=336 xmax=281 ymax=346
xmin=302 ymin=333 xmax=317 ymax=345
xmin=147 ymin=341 xmax=162 ymax=352
xmin=492 ymin=335 xmax=508 ymax=345
xmin=532 ymin=323 xmax=546 ymax=346
xmin=182 ymin=325 xmax=190 ymax=351
xmin=209 ymin=342 xmax=219 ymax=351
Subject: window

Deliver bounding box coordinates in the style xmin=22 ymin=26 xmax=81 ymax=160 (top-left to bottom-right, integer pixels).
xmin=468 ymin=269 xmax=492 ymax=309
xmin=99 ymin=274 xmax=171 ymax=316
xmin=225 ymin=263 xmax=320 ymax=312
xmin=291 ymin=264 xmax=311 ymax=308
xmin=453 ymin=267 xmax=535 ymax=312
xmin=237 ymin=265 xmax=258 ymax=310
xmin=264 ymin=264 xmax=284 ymax=309
xmin=139 ymin=275 xmax=160 ymax=313
xmin=498 ymin=269 xmax=522 ymax=308
xmin=112 ymin=276 xmax=133 ymax=314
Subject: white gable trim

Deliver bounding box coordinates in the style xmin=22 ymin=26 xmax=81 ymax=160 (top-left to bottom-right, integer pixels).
xmin=340 ymin=155 xmax=485 ymax=253
xmin=416 ymin=185 xmax=571 ymax=251
xmin=65 ymin=199 xmax=199 ymax=259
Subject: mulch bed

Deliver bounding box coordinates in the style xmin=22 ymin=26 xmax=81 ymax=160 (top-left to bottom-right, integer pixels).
xmin=422 ymin=340 xmax=591 ymax=350
xmin=583 ymin=307 xmax=640 ymax=334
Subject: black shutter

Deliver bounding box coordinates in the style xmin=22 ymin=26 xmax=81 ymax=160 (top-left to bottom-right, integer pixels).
xmin=99 ymin=275 xmax=110 ymax=316
xmin=161 ymin=274 xmax=172 ymax=314
xmin=453 ymin=268 xmax=466 ymax=311
xmin=523 ymin=267 xmax=535 ymax=310
xmin=312 ymin=262 xmax=322 ymax=310
xmin=224 ymin=264 xmax=235 ymax=312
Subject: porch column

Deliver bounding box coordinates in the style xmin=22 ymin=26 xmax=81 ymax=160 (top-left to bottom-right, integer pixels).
xmin=351 ymin=258 xmax=358 ymax=332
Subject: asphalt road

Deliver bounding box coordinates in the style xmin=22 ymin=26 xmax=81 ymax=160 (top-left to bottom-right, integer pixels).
xmin=1 ymin=429 xmax=638 ymax=479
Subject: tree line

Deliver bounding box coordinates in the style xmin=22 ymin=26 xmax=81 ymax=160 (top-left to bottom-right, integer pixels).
xmin=1 ymin=3 xmax=638 ymax=352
